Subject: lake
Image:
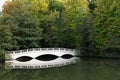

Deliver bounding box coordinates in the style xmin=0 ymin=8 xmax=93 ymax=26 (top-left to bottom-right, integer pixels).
xmin=0 ymin=58 xmax=120 ymax=80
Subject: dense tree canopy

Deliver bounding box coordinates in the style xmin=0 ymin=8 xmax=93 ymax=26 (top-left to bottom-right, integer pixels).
xmin=93 ymin=0 xmax=120 ymax=53
xmin=2 ymin=0 xmax=42 ymax=50
xmin=0 ymin=0 xmax=120 ymax=60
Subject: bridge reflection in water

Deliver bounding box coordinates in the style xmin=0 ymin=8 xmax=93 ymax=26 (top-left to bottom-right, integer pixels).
xmin=5 ymin=48 xmax=79 ymax=69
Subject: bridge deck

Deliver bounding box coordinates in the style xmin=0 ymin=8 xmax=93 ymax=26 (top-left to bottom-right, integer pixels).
xmin=5 ymin=48 xmax=79 ymax=69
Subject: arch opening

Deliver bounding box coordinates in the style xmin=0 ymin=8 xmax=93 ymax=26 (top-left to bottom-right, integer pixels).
xmin=61 ymin=54 xmax=73 ymax=59
xmin=16 ymin=56 xmax=33 ymax=62
xmin=35 ymin=54 xmax=58 ymax=61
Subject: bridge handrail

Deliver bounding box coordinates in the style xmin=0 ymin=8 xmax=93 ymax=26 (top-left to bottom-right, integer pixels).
xmin=11 ymin=48 xmax=75 ymax=54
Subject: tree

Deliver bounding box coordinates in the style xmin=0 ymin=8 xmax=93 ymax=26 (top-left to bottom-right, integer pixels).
xmin=93 ymin=0 xmax=120 ymax=53
xmin=38 ymin=11 xmax=59 ymax=47
xmin=40 ymin=0 xmax=65 ymax=47
xmin=76 ymin=0 xmax=97 ymax=55
xmin=64 ymin=0 xmax=89 ymax=29
xmin=60 ymin=0 xmax=91 ymax=51
xmin=48 ymin=0 xmax=64 ymax=12
xmin=0 ymin=16 xmax=13 ymax=61
xmin=31 ymin=0 xmax=48 ymax=14
xmin=2 ymin=0 xmax=42 ymax=50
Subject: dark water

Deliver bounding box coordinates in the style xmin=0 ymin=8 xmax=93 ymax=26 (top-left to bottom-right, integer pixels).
xmin=0 ymin=58 xmax=120 ymax=80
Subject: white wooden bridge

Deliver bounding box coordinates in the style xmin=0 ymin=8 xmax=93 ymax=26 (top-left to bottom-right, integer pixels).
xmin=5 ymin=48 xmax=79 ymax=69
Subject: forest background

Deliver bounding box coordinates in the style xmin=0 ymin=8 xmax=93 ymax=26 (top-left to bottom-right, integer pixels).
xmin=0 ymin=0 xmax=120 ymax=61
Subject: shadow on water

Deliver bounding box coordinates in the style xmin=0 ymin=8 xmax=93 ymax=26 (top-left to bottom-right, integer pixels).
xmin=1 ymin=58 xmax=120 ymax=80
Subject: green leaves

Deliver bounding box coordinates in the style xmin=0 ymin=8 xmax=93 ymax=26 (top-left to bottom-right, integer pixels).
xmin=0 ymin=0 xmax=119 ymax=59
xmin=93 ymin=0 xmax=120 ymax=53
xmin=1 ymin=0 xmax=42 ymax=50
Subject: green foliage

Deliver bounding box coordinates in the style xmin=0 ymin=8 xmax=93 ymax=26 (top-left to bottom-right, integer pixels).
xmin=40 ymin=11 xmax=59 ymax=47
xmin=93 ymin=0 xmax=120 ymax=54
xmin=76 ymin=14 xmax=95 ymax=55
xmin=0 ymin=17 xmax=12 ymax=50
xmin=0 ymin=0 xmax=119 ymax=60
xmin=2 ymin=0 xmax=42 ymax=50
xmin=64 ymin=0 xmax=89 ymax=29
xmin=0 ymin=16 xmax=13 ymax=60
xmin=31 ymin=0 xmax=48 ymax=13
xmin=48 ymin=0 xmax=64 ymax=12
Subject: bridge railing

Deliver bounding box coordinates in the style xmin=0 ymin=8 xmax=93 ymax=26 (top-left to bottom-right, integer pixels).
xmin=10 ymin=48 xmax=75 ymax=54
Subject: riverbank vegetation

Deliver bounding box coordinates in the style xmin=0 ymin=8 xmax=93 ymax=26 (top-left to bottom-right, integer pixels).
xmin=0 ymin=0 xmax=120 ymax=61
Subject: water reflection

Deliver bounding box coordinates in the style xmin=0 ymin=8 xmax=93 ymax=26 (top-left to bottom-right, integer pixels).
xmin=1 ymin=58 xmax=120 ymax=80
